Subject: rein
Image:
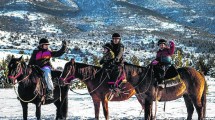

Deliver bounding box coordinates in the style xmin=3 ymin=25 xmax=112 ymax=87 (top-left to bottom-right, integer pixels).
xmin=135 ymin=65 xmax=153 ymax=95
xmin=8 ymin=63 xmax=23 ymax=84
xmin=66 ymin=65 xmax=107 ymax=95
xmin=60 ymin=65 xmax=75 ymax=83
xmin=61 ymin=66 xmax=108 ymax=95
xmin=13 ymin=84 xmax=39 ymax=103
xmin=121 ymin=65 xmax=152 ymax=95
xmin=9 ymin=63 xmax=38 ymax=102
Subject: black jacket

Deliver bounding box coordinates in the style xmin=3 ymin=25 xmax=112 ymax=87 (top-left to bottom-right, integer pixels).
xmin=29 ymin=44 xmax=67 ymax=68
xmin=110 ymin=41 xmax=124 ymax=62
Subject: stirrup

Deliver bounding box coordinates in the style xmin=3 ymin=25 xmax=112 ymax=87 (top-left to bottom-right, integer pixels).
xmin=46 ymin=90 xmax=54 ymax=100
xmin=158 ymin=83 xmax=165 ymax=88
xmin=46 ymin=94 xmax=54 ymax=100
xmin=122 ymin=79 xmax=127 ymax=83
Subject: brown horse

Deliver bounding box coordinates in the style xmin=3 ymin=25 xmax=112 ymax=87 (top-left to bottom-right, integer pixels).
xmin=60 ymin=60 xmax=145 ymax=120
xmin=123 ymin=63 xmax=207 ymax=120
xmin=7 ymin=56 xmax=69 ymax=120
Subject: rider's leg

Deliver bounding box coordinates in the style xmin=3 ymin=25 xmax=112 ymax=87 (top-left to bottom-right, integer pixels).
xmin=41 ymin=66 xmax=54 ymax=99
xmin=112 ymin=66 xmax=121 ymax=88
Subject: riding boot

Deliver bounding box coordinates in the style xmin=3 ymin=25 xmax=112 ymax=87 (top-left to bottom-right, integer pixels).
xmin=158 ymin=78 xmax=165 ymax=88
xmin=46 ymin=90 xmax=54 ymax=100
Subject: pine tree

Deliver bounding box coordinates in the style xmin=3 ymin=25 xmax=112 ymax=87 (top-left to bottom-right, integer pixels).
xmin=19 ymin=50 xmax=25 ymax=54
xmin=175 ymin=50 xmax=183 ymax=67
xmin=83 ymin=56 xmax=88 ymax=64
xmin=64 ymin=55 xmax=69 ymax=61
xmin=185 ymin=59 xmax=189 ymax=67
xmin=92 ymin=55 xmax=100 ymax=66
xmin=130 ymin=55 xmax=140 ymax=66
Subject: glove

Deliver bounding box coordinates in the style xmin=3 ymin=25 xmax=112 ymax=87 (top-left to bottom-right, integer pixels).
xmin=151 ymin=60 xmax=159 ymax=65
xmin=62 ymin=40 xmax=67 ymax=46
xmin=27 ymin=64 xmax=32 ymax=68
xmin=114 ymin=58 xmax=119 ymax=63
xmin=169 ymin=40 xmax=174 ymax=47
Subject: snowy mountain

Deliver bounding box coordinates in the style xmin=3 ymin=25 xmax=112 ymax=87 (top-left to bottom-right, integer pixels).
xmin=0 ymin=1 xmax=215 ymax=119
xmin=0 ymin=0 xmax=215 ymax=69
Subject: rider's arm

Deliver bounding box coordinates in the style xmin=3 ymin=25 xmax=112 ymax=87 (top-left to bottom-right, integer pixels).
xmin=168 ymin=40 xmax=175 ymax=56
xmin=51 ymin=41 xmax=67 ymax=57
xmin=115 ymin=44 xmax=124 ymax=62
xmin=28 ymin=50 xmax=37 ymax=65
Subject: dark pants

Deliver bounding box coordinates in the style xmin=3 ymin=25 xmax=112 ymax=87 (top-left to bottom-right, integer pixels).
xmin=107 ymin=63 xmax=124 ymax=89
xmin=153 ymin=64 xmax=170 ymax=84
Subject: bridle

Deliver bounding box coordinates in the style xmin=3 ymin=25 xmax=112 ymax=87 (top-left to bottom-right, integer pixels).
xmin=60 ymin=64 xmax=76 ymax=82
xmin=61 ymin=62 xmax=107 ymax=95
xmin=8 ymin=62 xmax=33 ymax=85
xmin=120 ymin=65 xmax=153 ymax=95
xmin=8 ymin=62 xmax=38 ymax=103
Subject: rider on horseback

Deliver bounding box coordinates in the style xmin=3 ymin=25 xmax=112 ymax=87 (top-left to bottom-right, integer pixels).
xmin=100 ymin=43 xmax=115 ymax=68
xmin=100 ymin=33 xmax=125 ymax=90
xmin=28 ymin=38 xmax=67 ymax=100
xmin=151 ymin=39 xmax=175 ymax=87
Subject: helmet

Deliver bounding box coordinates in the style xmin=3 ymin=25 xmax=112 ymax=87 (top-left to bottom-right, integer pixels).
xmin=102 ymin=43 xmax=112 ymax=50
xmin=39 ymin=38 xmax=50 ymax=45
xmin=112 ymin=33 xmax=120 ymax=38
xmin=157 ymin=39 xmax=166 ymax=46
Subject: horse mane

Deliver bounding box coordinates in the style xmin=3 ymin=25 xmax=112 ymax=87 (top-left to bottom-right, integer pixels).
xmin=75 ymin=62 xmax=101 ymax=69
xmin=124 ymin=62 xmax=146 ymax=75
xmin=20 ymin=61 xmax=43 ymax=85
xmin=74 ymin=62 xmax=101 ymax=77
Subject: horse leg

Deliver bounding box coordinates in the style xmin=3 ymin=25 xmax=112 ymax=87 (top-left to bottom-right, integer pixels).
xmin=144 ymin=99 xmax=153 ymax=120
xmin=61 ymin=91 xmax=68 ymax=119
xmin=193 ymin=82 xmax=207 ymax=120
xmin=92 ymin=98 xmax=101 ymax=120
xmin=54 ymin=100 xmax=63 ymax=120
xmin=135 ymin=95 xmax=145 ymax=110
xmin=20 ymin=102 xmax=28 ymax=120
xmin=35 ymin=103 xmax=41 ymax=120
xmin=183 ymin=94 xmax=194 ymax=120
xmin=101 ymin=99 xmax=109 ymax=120
xmin=191 ymin=96 xmax=204 ymax=120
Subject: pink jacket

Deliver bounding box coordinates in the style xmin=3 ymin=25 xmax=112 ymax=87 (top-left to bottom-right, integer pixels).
xmin=152 ymin=40 xmax=175 ymax=65
xmin=156 ymin=40 xmax=175 ymax=58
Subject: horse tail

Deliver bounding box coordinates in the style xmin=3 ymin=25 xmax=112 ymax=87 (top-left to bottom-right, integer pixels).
xmin=198 ymin=70 xmax=207 ymax=118
xmin=202 ymin=79 xmax=207 ymax=118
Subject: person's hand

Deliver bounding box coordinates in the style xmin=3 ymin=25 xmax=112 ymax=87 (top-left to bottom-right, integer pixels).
xmin=151 ymin=60 xmax=159 ymax=65
xmin=169 ymin=40 xmax=174 ymax=47
xmin=62 ymin=40 xmax=67 ymax=46
xmin=114 ymin=58 xmax=119 ymax=63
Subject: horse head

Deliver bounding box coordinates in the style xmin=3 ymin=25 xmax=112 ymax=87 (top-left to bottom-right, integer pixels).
xmin=7 ymin=55 xmax=26 ymax=84
xmin=60 ymin=58 xmax=101 ymax=83
xmin=8 ymin=56 xmax=42 ymax=85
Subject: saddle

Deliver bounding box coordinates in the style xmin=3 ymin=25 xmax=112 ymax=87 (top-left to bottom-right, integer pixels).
xmin=163 ymin=65 xmax=182 ymax=87
xmin=106 ymin=64 xmax=127 ymax=91
xmin=31 ymin=65 xmax=62 ymax=86
xmin=31 ymin=66 xmax=62 ymax=101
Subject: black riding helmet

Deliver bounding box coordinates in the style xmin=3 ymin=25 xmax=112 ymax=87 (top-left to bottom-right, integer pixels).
xmin=157 ymin=39 xmax=167 ymax=46
xmin=39 ymin=38 xmax=50 ymax=45
xmin=112 ymin=33 xmax=121 ymax=38
xmin=111 ymin=33 xmax=121 ymax=44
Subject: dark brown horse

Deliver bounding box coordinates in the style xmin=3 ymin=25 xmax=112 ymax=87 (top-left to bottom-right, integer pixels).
xmin=123 ymin=63 xmax=207 ymax=120
xmin=60 ymin=60 xmax=145 ymax=120
xmin=7 ymin=56 xmax=69 ymax=120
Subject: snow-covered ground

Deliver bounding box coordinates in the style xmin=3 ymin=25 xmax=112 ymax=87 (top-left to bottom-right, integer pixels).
xmin=0 ymin=76 xmax=214 ymax=120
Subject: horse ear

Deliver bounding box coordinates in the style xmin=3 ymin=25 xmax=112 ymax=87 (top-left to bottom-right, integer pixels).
xmin=11 ymin=55 xmax=15 ymax=59
xmin=70 ymin=58 xmax=75 ymax=65
xmin=18 ymin=56 xmax=23 ymax=61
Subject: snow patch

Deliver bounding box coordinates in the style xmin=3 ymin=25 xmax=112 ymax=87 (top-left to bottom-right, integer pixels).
xmin=0 ymin=11 xmax=45 ymax=21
